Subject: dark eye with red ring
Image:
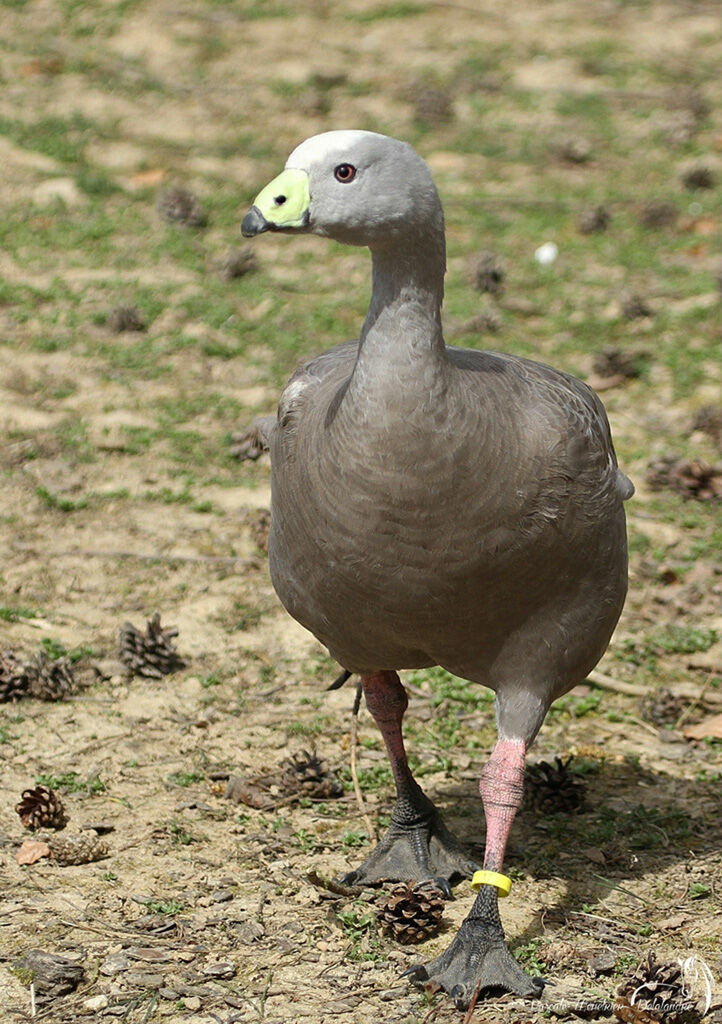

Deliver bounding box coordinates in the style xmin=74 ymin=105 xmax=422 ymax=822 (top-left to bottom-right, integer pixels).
xmin=334 ymin=163 xmax=356 ymax=183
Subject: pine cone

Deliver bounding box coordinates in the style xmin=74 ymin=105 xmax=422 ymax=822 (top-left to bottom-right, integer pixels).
xmin=472 ymin=250 xmax=505 ymax=295
xmin=281 ymin=749 xmax=343 ymax=799
xmin=691 ymin=406 xmax=722 ymax=449
xmin=229 ymin=420 xmax=270 ymax=461
xmin=680 ymin=163 xmax=716 ymax=191
xmin=615 ymin=953 xmax=702 ymax=1024
xmin=647 ymin=455 xmax=722 ymax=502
xmin=592 ymin=348 xmax=646 ymax=381
xmin=221 ymin=248 xmax=258 ymax=280
xmin=525 ymin=756 xmax=586 ymax=814
xmin=622 ymin=294 xmax=652 ymax=320
xmin=108 ymin=305 xmax=145 ymax=332
xmin=578 ymin=204 xmax=610 ymax=234
xmin=157 ymin=186 xmax=208 ymax=227
xmin=640 ymin=687 xmax=685 ymax=726
xmin=0 ymin=650 xmax=29 ymax=702
xmin=639 ymin=200 xmax=677 ymax=229
xmin=16 ymin=786 xmax=67 ymax=830
xmin=47 ymin=831 xmax=109 ymax=865
xmin=377 ymin=881 xmax=445 ymax=944
xmin=26 ymin=652 xmax=76 ymax=701
xmin=119 ymin=613 xmax=186 ymax=678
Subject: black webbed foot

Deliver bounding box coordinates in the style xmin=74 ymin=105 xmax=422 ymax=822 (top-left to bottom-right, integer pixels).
xmin=405 ymin=887 xmax=544 ymax=1009
xmin=338 ymin=807 xmax=477 ymax=891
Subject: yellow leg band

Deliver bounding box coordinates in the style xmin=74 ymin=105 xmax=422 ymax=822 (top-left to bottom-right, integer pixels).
xmin=471 ymin=870 xmax=512 ymax=897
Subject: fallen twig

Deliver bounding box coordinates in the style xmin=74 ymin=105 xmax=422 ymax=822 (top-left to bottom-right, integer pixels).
xmin=587 ymin=670 xmax=650 ymax=697
xmin=11 ymin=543 xmax=256 ymax=567
xmin=350 ymin=681 xmax=378 ymax=846
xmin=306 ymin=869 xmax=362 ymax=898
xmin=463 ymin=979 xmax=484 ymax=1024
xmin=676 ymin=673 xmax=716 ymax=728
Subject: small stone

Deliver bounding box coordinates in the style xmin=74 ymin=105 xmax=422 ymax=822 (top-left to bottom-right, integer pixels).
xmin=589 ymin=949 xmax=616 ymax=975
xmin=239 ymin=920 xmax=265 ymax=942
xmin=211 ymin=889 xmax=234 ymax=903
xmin=80 ymin=822 xmax=115 ymax=835
xmin=83 ymin=994 xmax=109 ymax=1011
xmin=658 ymin=913 xmax=687 ymax=931
xmin=125 ymin=969 xmax=164 ymax=988
xmin=582 ymin=847 xmax=606 ymax=865
xmin=379 ymin=987 xmax=408 ymax=1000
xmin=534 ymin=241 xmax=558 ymax=265
xmin=184 ymin=996 xmax=202 ymax=1011
xmin=18 ymin=950 xmax=84 ymax=1003
xmin=202 ymin=962 xmax=236 ymax=979
xmin=126 ymin=946 xmax=172 ymax=962
xmin=100 ymin=953 xmax=130 ymax=976
xmin=554 ymin=135 xmax=592 ymax=163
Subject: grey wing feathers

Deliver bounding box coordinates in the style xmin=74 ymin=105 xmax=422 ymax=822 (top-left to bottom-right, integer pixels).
xmin=552 ymin=367 xmax=634 ymax=501
xmin=448 ymin=346 xmax=634 ymax=503
xmin=277 ymin=340 xmax=359 ymax=429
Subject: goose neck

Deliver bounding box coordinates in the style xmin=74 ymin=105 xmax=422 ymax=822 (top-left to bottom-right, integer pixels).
xmin=358 ymin=223 xmax=447 ymax=358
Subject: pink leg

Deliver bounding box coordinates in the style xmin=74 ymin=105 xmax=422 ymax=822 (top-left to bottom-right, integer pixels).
xmin=339 ymin=671 xmax=477 ymax=888
xmin=407 ymin=735 xmax=541 ymax=1006
xmin=479 ymin=737 xmax=527 ymax=873
xmin=362 ymin=671 xmax=426 ymax=815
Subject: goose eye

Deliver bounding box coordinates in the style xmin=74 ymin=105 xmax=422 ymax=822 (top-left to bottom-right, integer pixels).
xmin=334 ymin=163 xmax=356 ymax=183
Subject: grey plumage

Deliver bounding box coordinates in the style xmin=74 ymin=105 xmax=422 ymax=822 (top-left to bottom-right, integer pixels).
xmin=242 ymin=130 xmax=633 ymax=1004
xmin=243 ymin=129 xmax=632 ymax=745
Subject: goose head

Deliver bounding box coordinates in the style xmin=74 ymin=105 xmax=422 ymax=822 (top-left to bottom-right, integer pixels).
xmin=241 ymin=130 xmax=443 ymax=250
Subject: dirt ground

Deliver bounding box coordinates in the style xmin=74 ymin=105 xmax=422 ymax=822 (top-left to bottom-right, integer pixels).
xmin=1 ymin=1 xmax=721 ymax=1022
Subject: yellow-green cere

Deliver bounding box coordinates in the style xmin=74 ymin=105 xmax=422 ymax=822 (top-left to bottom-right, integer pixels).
xmin=253 ymin=168 xmax=310 ymax=228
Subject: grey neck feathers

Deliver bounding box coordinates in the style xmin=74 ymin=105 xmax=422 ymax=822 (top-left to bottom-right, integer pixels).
xmin=359 ymin=211 xmax=447 ymax=364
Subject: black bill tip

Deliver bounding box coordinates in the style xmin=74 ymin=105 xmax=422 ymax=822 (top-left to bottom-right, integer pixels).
xmin=241 ymin=205 xmax=270 ymax=238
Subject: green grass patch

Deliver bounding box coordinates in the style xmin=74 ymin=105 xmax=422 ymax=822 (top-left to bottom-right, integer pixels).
xmin=0 ymin=605 xmax=38 ymax=622
xmin=344 ymin=2 xmax=426 ymax=22
xmin=36 ymin=770 xmax=106 ymax=795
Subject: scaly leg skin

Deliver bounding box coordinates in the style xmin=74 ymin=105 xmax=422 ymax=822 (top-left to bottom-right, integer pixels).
xmin=339 ymin=671 xmax=478 ymax=894
xmin=407 ymin=738 xmax=545 ymax=1008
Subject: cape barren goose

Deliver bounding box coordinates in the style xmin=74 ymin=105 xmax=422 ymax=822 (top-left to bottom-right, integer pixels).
xmin=241 ymin=130 xmax=633 ymax=1008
